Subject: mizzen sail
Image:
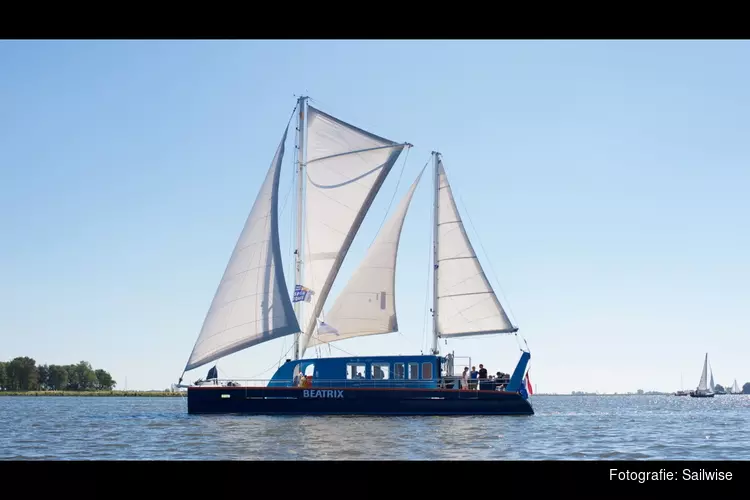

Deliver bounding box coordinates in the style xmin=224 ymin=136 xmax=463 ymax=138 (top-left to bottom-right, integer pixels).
xmin=434 ymin=157 xmax=517 ymax=338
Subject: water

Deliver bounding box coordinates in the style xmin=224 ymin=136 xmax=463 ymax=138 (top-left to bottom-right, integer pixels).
xmin=1 ymin=394 xmax=748 ymax=460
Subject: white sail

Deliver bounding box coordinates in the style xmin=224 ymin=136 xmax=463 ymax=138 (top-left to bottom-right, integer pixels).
xmin=297 ymin=106 xmax=408 ymax=355
xmin=307 ymin=166 xmax=425 ymax=348
xmin=697 ymin=353 xmax=709 ymax=391
xmin=731 ymin=379 xmax=741 ymax=394
xmin=434 ymin=157 xmax=517 ymax=338
xmin=709 ymin=367 xmax=715 ymax=391
xmin=184 ymin=125 xmax=299 ymax=372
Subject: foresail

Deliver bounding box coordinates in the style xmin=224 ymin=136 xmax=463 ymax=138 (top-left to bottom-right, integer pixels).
xmin=184 ymin=125 xmax=299 ymax=372
xmin=307 ymin=166 xmax=426 ymax=348
xmin=435 ymin=158 xmax=517 ymax=338
xmin=298 ymin=106 xmax=407 ymax=355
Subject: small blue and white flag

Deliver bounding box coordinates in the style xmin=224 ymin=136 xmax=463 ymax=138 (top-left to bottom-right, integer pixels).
xmin=318 ymin=321 xmax=340 ymax=336
xmin=293 ymin=285 xmax=313 ymax=303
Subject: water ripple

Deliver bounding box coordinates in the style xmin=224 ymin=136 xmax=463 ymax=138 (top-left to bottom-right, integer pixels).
xmin=1 ymin=395 xmax=749 ymax=459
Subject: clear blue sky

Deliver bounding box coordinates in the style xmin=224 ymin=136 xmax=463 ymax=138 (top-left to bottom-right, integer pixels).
xmin=2 ymin=40 xmax=748 ymax=394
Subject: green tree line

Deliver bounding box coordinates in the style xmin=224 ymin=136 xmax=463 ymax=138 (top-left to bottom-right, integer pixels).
xmin=0 ymin=356 xmax=116 ymax=392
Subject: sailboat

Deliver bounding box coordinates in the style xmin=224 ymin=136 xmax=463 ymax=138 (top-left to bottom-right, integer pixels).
xmin=729 ymin=379 xmax=743 ymax=395
xmin=674 ymin=374 xmax=688 ymax=396
xmin=689 ymin=353 xmax=715 ymax=398
xmin=176 ymin=96 xmax=534 ymax=416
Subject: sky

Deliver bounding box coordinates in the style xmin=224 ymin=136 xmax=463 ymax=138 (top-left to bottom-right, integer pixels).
xmin=1 ymin=40 xmax=748 ymax=394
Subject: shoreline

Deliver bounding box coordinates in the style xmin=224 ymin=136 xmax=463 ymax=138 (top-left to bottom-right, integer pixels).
xmin=0 ymin=390 xmax=185 ymax=397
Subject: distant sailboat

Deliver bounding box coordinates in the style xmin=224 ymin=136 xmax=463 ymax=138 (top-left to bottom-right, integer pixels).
xmin=674 ymin=373 xmax=688 ymax=396
xmin=729 ymin=379 xmax=742 ymax=395
xmin=689 ymin=353 xmax=715 ymax=398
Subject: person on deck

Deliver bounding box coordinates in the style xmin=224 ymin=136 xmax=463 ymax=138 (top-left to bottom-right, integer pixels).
xmin=461 ymin=367 xmax=469 ymax=390
xmin=478 ymin=364 xmax=488 ymax=379
xmin=469 ymin=366 xmax=478 ymax=390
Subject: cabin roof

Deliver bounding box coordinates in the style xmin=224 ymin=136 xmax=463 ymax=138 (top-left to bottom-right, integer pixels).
xmin=283 ymin=354 xmax=443 ymax=364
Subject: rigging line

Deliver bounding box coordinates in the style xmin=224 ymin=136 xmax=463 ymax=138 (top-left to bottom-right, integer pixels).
xmin=278 ymin=168 xmax=296 ymax=217
xmin=457 ymin=192 xmax=519 ymax=328
xmin=248 ymin=341 xmax=298 ymax=380
xmin=287 ymin=112 xmax=299 ymax=295
xmin=325 ymin=341 xmax=358 ymax=357
xmin=368 ymin=146 xmax=411 ymax=247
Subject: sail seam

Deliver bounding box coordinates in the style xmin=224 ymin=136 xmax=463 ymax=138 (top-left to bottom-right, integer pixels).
xmin=438 ymin=256 xmax=476 ymax=262
xmin=307 ymin=144 xmax=407 ymax=165
xmin=438 ymin=291 xmax=497 ymax=298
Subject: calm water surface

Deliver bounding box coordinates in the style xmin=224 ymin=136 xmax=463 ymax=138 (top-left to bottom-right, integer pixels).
xmin=2 ymin=394 xmax=748 ymax=460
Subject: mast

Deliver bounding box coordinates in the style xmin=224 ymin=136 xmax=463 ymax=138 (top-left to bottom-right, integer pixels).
xmin=431 ymin=151 xmax=440 ymax=355
xmin=294 ymin=96 xmax=308 ymax=360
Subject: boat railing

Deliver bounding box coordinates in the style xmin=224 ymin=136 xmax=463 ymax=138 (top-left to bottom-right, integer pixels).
xmin=191 ymin=377 xmax=514 ymax=391
xmin=193 ymin=378 xmax=440 ymax=388
xmin=440 ymin=375 xmax=513 ymax=391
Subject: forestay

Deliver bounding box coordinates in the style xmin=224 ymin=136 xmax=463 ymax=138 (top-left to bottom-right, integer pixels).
xmin=307 ymin=166 xmax=426 ymax=347
xmin=298 ymin=106 xmax=408 ymax=355
xmin=184 ymin=125 xmax=300 ymax=372
xmin=434 ymin=158 xmax=517 ymax=338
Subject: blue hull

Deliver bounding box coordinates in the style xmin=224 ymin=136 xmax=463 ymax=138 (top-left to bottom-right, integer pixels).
xmin=187 ymin=386 xmax=534 ymax=416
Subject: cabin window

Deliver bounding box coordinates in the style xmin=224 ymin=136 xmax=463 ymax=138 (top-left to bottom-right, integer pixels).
xmin=372 ymin=363 xmax=390 ymax=380
xmin=346 ymin=363 xmax=366 ymax=380
xmin=394 ymin=363 xmax=405 ymax=379
xmin=408 ymin=363 xmax=419 ymax=380
xmin=422 ymin=362 xmax=433 ymax=379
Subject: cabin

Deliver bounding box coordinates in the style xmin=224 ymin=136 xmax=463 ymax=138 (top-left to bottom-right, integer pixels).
xmin=267 ymin=355 xmax=446 ymax=389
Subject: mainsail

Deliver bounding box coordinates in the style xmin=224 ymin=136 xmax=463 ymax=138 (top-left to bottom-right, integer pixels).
xmin=433 ymin=155 xmax=517 ymax=339
xmin=697 ymin=353 xmax=709 ymax=392
xmin=731 ymin=379 xmax=741 ymax=394
xmin=307 ymin=166 xmax=426 ymax=348
xmin=297 ymin=106 xmax=408 ymax=356
xmin=184 ymin=125 xmax=300 ymax=372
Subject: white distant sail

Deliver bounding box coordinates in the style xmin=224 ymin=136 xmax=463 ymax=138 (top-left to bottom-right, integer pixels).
xmin=434 ymin=157 xmax=517 ymax=338
xmin=731 ymin=379 xmax=741 ymax=394
xmin=697 ymin=353 xmax=709 ymax=392
xmin=184 ymin=125 xmax=299 ymax=372
xmin=307 ymin=166 xmax=425 ymax=348
xmin=298 ymin=106 xmax=408 ymax=356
